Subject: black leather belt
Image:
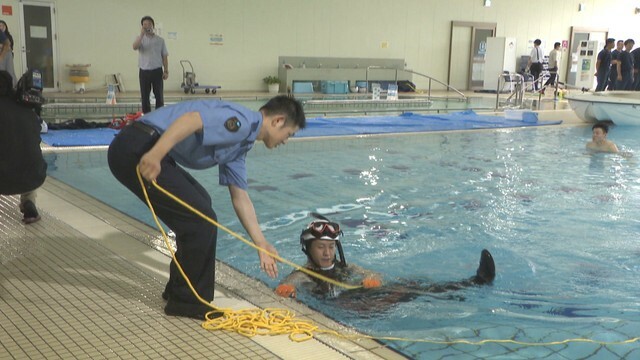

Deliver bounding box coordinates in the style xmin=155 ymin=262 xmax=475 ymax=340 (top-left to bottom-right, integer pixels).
xmin=130 ymin=121 xmax=160 ymax=139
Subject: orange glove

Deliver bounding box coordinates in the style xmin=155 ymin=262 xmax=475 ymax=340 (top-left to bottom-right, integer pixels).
xmin=362 ymin=276 xmax=382 ymax=289
xmin=275 ymin=284 xmax=296 ymax=298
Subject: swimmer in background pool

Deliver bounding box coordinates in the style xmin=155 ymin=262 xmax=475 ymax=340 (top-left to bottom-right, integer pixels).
xmin=586 ymin=122 xmax=619 ymax=153
xmin=275 ymin=214 xmax=495 ymax=306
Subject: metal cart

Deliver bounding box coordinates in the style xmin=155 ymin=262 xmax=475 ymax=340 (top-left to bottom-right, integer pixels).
xmin=179 ymin=60 xmax=221 ymax=94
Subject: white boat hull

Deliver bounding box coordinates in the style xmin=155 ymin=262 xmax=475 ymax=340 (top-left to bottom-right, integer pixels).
xmin=565 ymin=91 xmax=640 ymax=126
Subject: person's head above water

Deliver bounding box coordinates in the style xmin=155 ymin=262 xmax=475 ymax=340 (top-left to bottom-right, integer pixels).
xmin=591 ymin=122 xmax=610 ymax=142
xmin=299 ymin=213 xmax=346 ymax=270
xmin=587 ymin=121 xmax=619 ymax=154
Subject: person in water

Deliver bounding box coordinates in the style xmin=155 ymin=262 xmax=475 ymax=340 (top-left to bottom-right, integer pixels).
xmin=586 ymin=122 xmax=619 ymax=154
xmin=275 ymin=214 xmax=496 ymax=300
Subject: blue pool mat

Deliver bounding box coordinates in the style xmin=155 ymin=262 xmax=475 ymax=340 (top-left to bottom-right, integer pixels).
xmin=41 ymin=110 xmax=562 ymax=147
xmin=41 ymin=128 xmax=119 ymax=147
xmin=296 ymin=110 xmax=562 ymax=138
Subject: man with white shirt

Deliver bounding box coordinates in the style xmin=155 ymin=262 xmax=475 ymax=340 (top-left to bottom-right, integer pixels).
xmin=527 ymin=39 xmax=544 ymax=91
xmin=542 ymin=42 xmax=561 ymax=94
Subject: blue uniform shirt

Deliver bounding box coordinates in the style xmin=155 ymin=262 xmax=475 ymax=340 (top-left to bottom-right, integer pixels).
xmin=596 ymin=48 xmax=611 ymax=73
xmin=139 ymin=100 xmax=262 ymax=190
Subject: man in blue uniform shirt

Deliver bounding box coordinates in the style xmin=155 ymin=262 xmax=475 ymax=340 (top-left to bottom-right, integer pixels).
xmin=108 ymin=95 xmax=306 ymax=319
xmin=595 ymin=38 xmax=614 ymax=92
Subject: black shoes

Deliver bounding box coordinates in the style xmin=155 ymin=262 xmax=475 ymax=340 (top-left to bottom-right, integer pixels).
xmin=164 ymin=298 xmax=222 ymax=320
xmin=162 ymin=282 xmax=171 ymax=301
xmin=20 ymin=200 xmax=41 ymax=224
xmin=162 ymin=283 xmax=223 ymax=320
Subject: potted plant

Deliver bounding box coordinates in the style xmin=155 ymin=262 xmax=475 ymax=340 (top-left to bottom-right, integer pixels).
xmin=263 ymin=75 xmax=280 ymax=94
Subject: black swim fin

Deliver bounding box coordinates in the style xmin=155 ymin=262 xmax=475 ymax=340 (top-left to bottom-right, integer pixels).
xmin=473 ymin=249 xmax=495 ymax=285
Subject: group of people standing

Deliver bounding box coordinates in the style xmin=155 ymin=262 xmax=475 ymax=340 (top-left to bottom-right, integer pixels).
xmin=528 ymin=36 xmax=639 ymax=95
xmin=595 ymin=38 xmax=639 ymax=92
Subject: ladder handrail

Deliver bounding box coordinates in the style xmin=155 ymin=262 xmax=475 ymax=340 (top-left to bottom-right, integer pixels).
xmin=495 ymin=72 xmax=525 ymax=109
xmin=364 ymin=66 xmax=467 ymax=101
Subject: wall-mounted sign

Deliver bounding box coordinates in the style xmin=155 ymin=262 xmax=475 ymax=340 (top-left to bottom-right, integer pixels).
xmin=210 ymin=33 xmax=223 ymax=46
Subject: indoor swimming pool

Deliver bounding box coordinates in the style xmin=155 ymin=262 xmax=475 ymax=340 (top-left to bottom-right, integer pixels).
xmin=44 ymin=125 xmax=640 ymax=359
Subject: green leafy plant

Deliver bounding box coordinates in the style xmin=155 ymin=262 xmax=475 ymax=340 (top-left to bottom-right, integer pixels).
xmin=263 ymin=75 xmax=280 ymax=84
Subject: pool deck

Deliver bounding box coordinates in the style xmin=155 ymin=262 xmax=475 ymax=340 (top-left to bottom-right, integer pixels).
xmin=1 ymin=90 xmax=587 ymax=359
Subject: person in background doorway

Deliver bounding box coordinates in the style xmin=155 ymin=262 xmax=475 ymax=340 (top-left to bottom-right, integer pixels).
xmin=133 ymin=15 xmax=168 ymax=114
xmin=0 ymin=20 xmax=14 ymax=54
xmin=586 ymin=122 xmax=619 ymax=154
xmin=543 ymin=42 xmax=561 ymax=94
xmin=0 ymin=20 xmax=16 ymax=86
xmin=608 ymin=40 xmax=624 ymax=90
xmin=595 ymin=38 xmax=615 ymax=92
xmin=527 ymin=39 xmax=544 ymax=92
xmin=616 ymin=39 xmax=635 ymax=91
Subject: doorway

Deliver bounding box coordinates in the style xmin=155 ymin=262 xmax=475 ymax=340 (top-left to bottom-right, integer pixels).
xmin=566 ymin=26 xmax=608 ymax=87
xmin=448 ymin=21 xmax=496 ymax=91
xmin=19 ymin=1 xmax=58 ymax=90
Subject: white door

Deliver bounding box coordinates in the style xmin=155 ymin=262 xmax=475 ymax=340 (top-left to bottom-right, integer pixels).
xmin=449 ymin=26 xmax=472 ymax=91
xmin=19 ymin=1 xmax=58 ymax=90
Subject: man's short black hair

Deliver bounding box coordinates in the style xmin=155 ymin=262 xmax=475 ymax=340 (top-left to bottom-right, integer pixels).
xmin=534 ymin=39 xmax=542 ymax=45
xmin=606 ymin=38 xmax=615 ymax=45
xmin=141 ymin=16 xmax=155 ymax=27
xmin=260 ymin=95 xmax=306 ymax=129
xmin=592 ymin=122 xmax=609 ymax=133
xmin=554 ymin=42 xmax=561 ymax=48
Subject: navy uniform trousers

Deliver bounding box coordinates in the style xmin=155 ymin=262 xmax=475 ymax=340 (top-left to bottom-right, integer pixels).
xmin=108 ymin=122 xmax=217 ymax=305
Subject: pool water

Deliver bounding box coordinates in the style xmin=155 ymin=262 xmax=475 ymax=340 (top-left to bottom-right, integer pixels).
xmin=45 ymin=125 xmax=640 ymax=359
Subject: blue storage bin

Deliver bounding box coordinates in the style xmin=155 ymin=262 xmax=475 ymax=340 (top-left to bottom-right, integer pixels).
xmin=355 ymin=81 xmax=367 ymax=89
xmin=293 ymin=82 xmax=314 ymax=93
xmin=320 ymin=81 xmax=348 ymax=94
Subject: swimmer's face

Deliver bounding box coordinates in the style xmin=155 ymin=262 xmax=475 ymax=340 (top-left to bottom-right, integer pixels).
xmin=309 ymin=239 xmax=336 ymax=268
xmin=592 ymin=127 xmax=607 ymax=143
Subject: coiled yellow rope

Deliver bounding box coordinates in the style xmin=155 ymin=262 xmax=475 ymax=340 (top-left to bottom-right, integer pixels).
xmin=136 ymin=167 xmax=640 ymax=347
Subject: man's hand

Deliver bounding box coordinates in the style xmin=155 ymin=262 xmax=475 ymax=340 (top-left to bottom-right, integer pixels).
xmin=138 ymin=151 xmax=162 ymax=182
xmin=257 ymin=242 xmax=279 ymax=278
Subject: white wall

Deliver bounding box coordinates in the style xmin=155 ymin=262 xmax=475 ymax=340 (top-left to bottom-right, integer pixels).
xmin=1 ymin=0 xmax=638 ymax=92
